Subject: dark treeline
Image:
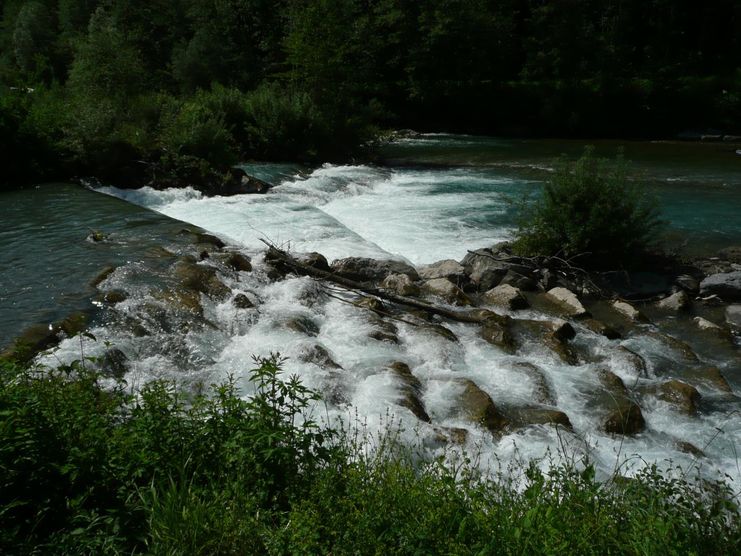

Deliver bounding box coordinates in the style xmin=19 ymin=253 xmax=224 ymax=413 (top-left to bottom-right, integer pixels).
xmin=1 ymin=0 xmax=739 ymax=188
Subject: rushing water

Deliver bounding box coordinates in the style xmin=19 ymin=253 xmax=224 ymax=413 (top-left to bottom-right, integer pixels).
xmin=2 ymin=135 xmax=740 ymax=487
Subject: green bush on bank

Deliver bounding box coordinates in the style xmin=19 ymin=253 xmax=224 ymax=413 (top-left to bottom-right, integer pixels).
xmin=1 ymin=354 xmax=738 ymax=555
xmin=513 ymin=147 xmax=663 ymax=268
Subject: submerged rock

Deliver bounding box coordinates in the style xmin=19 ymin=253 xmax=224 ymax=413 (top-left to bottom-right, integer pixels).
xmin=100 ymin=348 xmax=129 ymax=379
xmin=90 ymin=265 xmax=117 ymax=288
xmin=595 ymin=369 xmax=645 ymax=435
xmin=480 ymin=316 xmax=516 ymax=353
xmin=223 ymin=252 xmax=252 ymax=272
xmin=509 ymin=361 xmax=556 ymax=405
xmin=298 ymin=344 xmax=342 ymax=369
xmin=284 ymin=315 xmax=320 ymax=336
xmin=171 ymin=260 xmax=230 ymax=300
xmin=232 ymin=293 xmax=254 ymax=309
xmin=504 ymin=406 xmax=573 ymax=430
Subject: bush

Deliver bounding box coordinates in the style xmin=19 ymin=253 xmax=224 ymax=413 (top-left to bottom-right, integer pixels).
xmin=513 ymin=147 xmax=662 ymax=268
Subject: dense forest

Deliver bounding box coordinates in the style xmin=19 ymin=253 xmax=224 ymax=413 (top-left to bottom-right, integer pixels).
xmin=1 ymin=0 xmax=740 ymax=187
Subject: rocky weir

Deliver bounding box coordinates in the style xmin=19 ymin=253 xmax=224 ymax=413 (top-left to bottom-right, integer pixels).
xmin=4 ymin=229 xmax=741 ymax=483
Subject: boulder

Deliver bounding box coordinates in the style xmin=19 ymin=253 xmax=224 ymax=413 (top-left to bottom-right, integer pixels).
xmin=368 ymin=318 xmax=399 ymax=344
xmin=480 ymin=317 xmax=516 ymax=353
xmin=232 ymin=293 xmax=254 ymax=309
xmin=511 ymin=319 xmax=578 ymax=365
xmin=499 ymin=270 xmax=538 ymax=292
xmin=683 ymin=366 xmax=732 ymax=393
xmin=155 ymin=288 xmax=203 ymax=315
xmin=545 ymin=287 xmax=587 ymax=317
xmin=726 ymin=305 xmax=741 ymax=329
xmin=656 ymin=380 xmax=701 ymax=415
xmin=298 ymin=344 xmax=341 ymax=369
xmin=418 ymin=259 xmax=467 ymax=283
xmin=223 ymin=252 xmax=252 ymax=272
xmin=428 ymin=427 xmax=469 ymax=447
xmin=297 ymin=252 xmax=330 ymax=272
xmin=614 ymin=346 xmax=648 ymax=377
xmin=693 ymin=316 xmax=723 ymax=332
xmin=423 ymin=324 xmax=459 ymax=343
xmin=461 ymin=251 xmax=508 ymax=291
xmin=611 ymin=300 xmax=648 ymax=322
xmin=675 ymin=274 xmax=700 ymax=294
xmin=284 ymin=316 xmax=320 ymax=336
xmin=421 ymin=278 xmax=472 ymax=306
xmin=354 ymin=297 xmax=385 ymax=312
xmin=482 ymin=284 xmax=528 ymax=310
xmin=655 ymin=291 xmax=690 ymax=312
xmin=510 ymin=362 xmax=556 ymax=405
xmin=171 ymin=260 xmax=230 ymax=300
xmin=388 ymin=362 xmax=430 ymax=423
xmin=455 ymin=379 xmax=508 ymax=434
xmin=331 ymin=257 xmax=419 ymax=284
xmin=178 ymin=229 xmax=225 ymax=249
xmin=382 ymin=273 xmax=421 ymax=297
xmin=505 ymin=406 xmax=573 ymax=430
xmin=604 ymin=402 xmax=645 ymax=435
xmin=699 ymin=271 xmax=741 ymax=300
xmin=675 ymin=441 xmax=705 ymax=458
xmin=100 ymin=348 xmax=128 ymax=379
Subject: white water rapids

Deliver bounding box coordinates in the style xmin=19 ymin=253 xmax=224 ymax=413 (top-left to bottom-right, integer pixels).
xmin=40 ymin=162 xmax=740 ymax=489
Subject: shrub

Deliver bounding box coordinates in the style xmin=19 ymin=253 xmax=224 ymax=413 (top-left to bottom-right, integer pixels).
xmin=513 ymin=147 xmax=662 ymax=268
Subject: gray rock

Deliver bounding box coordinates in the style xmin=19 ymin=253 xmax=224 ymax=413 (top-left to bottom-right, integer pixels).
xmin=382 ymin=273 xmax=421 ymax=296
xmin=331 ymin=257 xmax=419 ymax=283
xmin=693 ymin=316 xmax=723 ymax=332
xmin=482 ymin=284 xmax=528 ymax=310
xmin=455 ymin=379 xmax=508 ymax=434
xmin=461 ymin=250 xmax=508 ymax=291
xmin=232 ymin=293 xmax=254 ymax=309
xmin=297 ymin=252 xmax=330 ymax=272
xmin=545 ymin=287 xmax=587 ymax=317
xmin=418 ymin=259 xmax=466 ymax=282
xmin=699 ymin=271 xmax=741 ymax=300
xmin=422 ymin=278 xmax=472 ymax=306
xmin=499 ymin=270 xmax=538 ymax=291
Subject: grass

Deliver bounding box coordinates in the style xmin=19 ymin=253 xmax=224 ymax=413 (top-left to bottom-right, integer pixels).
xmin=0 ymin=354 xmax=738 ymax=555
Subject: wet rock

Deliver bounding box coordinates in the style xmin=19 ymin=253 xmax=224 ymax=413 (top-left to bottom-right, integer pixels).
xmin=172 ymin=260 xmax=230 ymax=300
xmin=611 ymin=300 xmax=648 ymax=322
xmin=683 ymin=366 xmax=732 ymax=393
xmin=656 ymin=380 xmax=701 ymax=415
xmin=145 ymin=246 xmax=176 ymax=259
xmin=331 ymin=257 xmax=419 ymax=284
xmin=423 ymin=324 xmax=459 ymax=343
xmin=645 ymin=331 xmax=699 ymax=363
xmin=718 ymin=246 xmax=741 ymax=264
xmin=388 ymin=362 xmax=430 ymax=423
xmin=382 ymin=273 xmax=421 ymax=296
xmin=94 ymin=290 xmax=128 ymax=304
xmin=100 ymin=348 xmax=128 ymax=379
xmin=545 ymin=287 xmax=588 ymax=317
xmin=90 ymin=265 xmax=117 ymax=287
xmin=699 ymin=271 xmax=741 ymax=300
xmin=86 ymin=230 xmax=109 ymax=243
xmin=615 ymin=346 xmax=648 ymax=377
xmin=455 ymin=379 xmax=508 ymax=434
xmin=155 ymin=288 xmax=204 ymax=316
xmin=504 ymin=406 xmax=573 ymax=430
xmin=418 ymin=259 xmax=467 ymax=283
xmin=464 ymin=308 xmax=506 ymax=324
xmin=299 ymin=344 xmax=341 ymax=369
xmin=422 ymin=278 xmax=472 ymax=306
xmin=2 ymin=324 xmax=59 ymax=362
xmin=726 ymin=305 xmax=741 ymax=329
xmin=510 ymin=362 xmax=556 ymax=405
xmin=582 ymin=318 xmax=621 ymax=339
xmin=223 ymin=252 xmax=252 ymax=272
xmin=354 ymin=297 xmax=385 ymax=312
xmin=428 ymin=427 xmax=469 ymax=448
xmin=511 ymin=319 xmax=578 ymax=365
xmin=297 ymin=252 xmax=330 ymax=272
xmin=604 ymin=402 xmax=645 ymax=435
xmin=693 ymin=316 xmax=724 ymax=332
xmin=656 ymin=291 xmax=690 ymax=312
xmin=675 ymin=441 xmax=705 ymax=458
xmin=481 ymin=317 xmax=516 ymax=353
xmin=179 ymin=229 xmax=225 ymax=249
xmin=598 ymin=368 xmax=628 ymax=394
xmin=482 ymin=284 xmax=528 ymax=310
xmin=232 ymin=293 xmax=254 ymax=309
xmin=284 ymin=316 xmax=320 ymax=336
xmin=550 ymin=319 xmax=576 ymax=342
xmin=461 ymin=251 xmax=508 ymax=291
xmin=368 ymin=320 xmax=399 ymax=344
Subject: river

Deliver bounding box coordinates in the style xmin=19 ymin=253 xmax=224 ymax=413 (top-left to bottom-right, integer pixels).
xmin=2 ymin=135 xmax=739 ymax=486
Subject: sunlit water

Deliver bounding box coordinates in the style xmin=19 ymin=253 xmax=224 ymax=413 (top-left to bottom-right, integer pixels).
xmin=2 ymin=135 xmax=740 ymax=488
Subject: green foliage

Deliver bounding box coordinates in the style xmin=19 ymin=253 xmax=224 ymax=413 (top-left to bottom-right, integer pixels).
xmin=513 ymin=147 xmax=663 ymax=268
